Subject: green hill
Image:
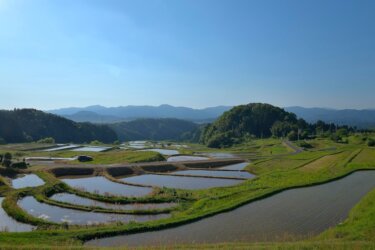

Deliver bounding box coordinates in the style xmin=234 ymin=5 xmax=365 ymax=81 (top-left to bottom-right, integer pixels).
xmin=200 ymin=103 xmax=300 ymax=148
xmin=0 ymin=109 xmax=117 ymax=143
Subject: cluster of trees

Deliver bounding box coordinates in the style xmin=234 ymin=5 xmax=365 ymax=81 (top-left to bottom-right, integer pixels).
xmin=0 ymin=109 xmax=118 ymax=143
xmin=110 ymin=118 xmax=199 ymax=141
xmin=200 ymin=103 xmax=359 ymax=148
xmin=200 ymin=103 xmax=299 ymax=148
xmin=0 ymin=153 xmax=27 ymax=169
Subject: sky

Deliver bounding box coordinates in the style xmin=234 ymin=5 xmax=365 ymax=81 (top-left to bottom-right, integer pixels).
xmin=0 ymin=0 xmax=374 ymax=110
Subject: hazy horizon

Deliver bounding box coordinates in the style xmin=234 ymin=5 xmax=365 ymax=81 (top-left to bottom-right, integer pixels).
xmin=1 ymin=0 xmax=374 ymax=110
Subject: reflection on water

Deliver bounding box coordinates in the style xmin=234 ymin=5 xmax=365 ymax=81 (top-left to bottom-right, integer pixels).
xmin=172 ymin=170 xmax=254 ymax=179
xmin=0 ymin=197 xmax=34 ymax=232
xmin=12 ymin=174 xmax=45 ymax=189
xmin=87 ymin=171 xmax=375 ymax=247
xmin=19 ymin=196 xmax=170 ymax=225
xmin=140 ymin=149 xmax=179 ymax=156
xmin=219 ymin=162 xmax=249 ymax=170
xmin=51 ymin=193 xmax=176 ymax=210
xmin=167 ymin=156 xmax=209 ymax=162
xmin=61 ymin=176 xmax=152 ymax=197
xmin=122 ymin=174 xmax=242 ymax=190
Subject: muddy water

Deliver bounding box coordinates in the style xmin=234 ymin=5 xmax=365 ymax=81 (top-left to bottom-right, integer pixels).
xmin=61 ymin=176 xmax=152 ymax=197
xmin=12 ymin=174 xmax=45 ymax=189
xmin=219 ymin=162 xmax=249 ymax=170
xmin=167 ymin=156 xmax=209 ymax=162
xmin=87 ymin=171 xmax=375 ymax=247
xmin=0 ymin=197 xmax=34 ymax=232
xmin=50 ymin=193 xmax=176 ymax=210
xmin=121 ymin=174 xmax=242 ymax=190
xmin=172 ymin=170 xmax=254 ymax=179
xmin=18 ymin=197 xmax=170 ymax=225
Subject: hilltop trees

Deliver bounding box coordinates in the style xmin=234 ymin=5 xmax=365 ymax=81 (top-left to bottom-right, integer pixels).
xmin=0 ymin=109 xmax=117 ymax=143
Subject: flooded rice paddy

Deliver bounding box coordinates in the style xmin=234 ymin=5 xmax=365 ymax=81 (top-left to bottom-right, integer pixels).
xmin=18 ymin=197 xmax=169 ymax=225
xmin=50 ymin=193 xmax=176 ymax=210
xmin=11 ymin=174 xmax=45 ymax=189
xmin=171 ymin=170 xmax=254 ymax=179
xmin=43 ymin=144 xmax=80 ymax=152
xmin=87 ymin=171 xmax=375 ymax=247
xmin=71 ymin=146 xmax=111 ymax=152
xmin=140 ymin=149 xmax=179 ymax=156
xmin=218 ymin=162 xmax=249 ymax=170
xmin=61 ymin=176 xmax=152 ymax=197
xmin=167 ymin=156 xmax=209 ymax=162
xmin=201 ymin=152 xmax=235 ymax=159
xmin=121 ymin=174 xmax=243 ymax=190
xmin=0 ymin=197 xmax=34 ymax=232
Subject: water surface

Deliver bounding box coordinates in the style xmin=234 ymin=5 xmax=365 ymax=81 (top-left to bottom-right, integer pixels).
xmin=43 ymin=144 xmax=80 ymax=152
xmin=219 ymin=162 xmax=249 ymax=171
xmin=0 ymin=197 xmax=34 ymax=232
xmin=140 ymin=149 xmax=179 ymax=156
xmin=12 ymin=174 xmax=45 ymax=189
xmin=201 ymin=152 xmax=235 ymax=159
xmin=88 ymin=171 xmax=375 ymax=246
xmin=72 ymin=146 xmax=111 ymax=152
xmin=167 ymin=156 xmax=209 ymax=162
xmin=50 ymin=193 xmax=176 ymax=210
xmin=172 ymin=170 xmax=254 ymax=179
xmin=122 ymin=174 xmax=242 ymax=190
xmin=19 ymin=197 xmax=169 ymax=225
xmin=61 ymin=176 xmax=152 ymax=197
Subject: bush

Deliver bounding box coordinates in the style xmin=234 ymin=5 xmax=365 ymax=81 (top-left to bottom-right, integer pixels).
xmin=287 ymin=131 xmax=298 ymax=141
xmin=10 ymin=162 xmax=28 ymax=169
xmin=297 ymin=141 xmax=313 ymax=149
xmin=90 ymin=140 xmax=101 ymax=145
xmin=2 ymin=152 xmax=12 ymax=168
xmin=367 ymin=138 xmax=375 ymax=147
xmin=37 ymin=137 xmax=55 ymax=144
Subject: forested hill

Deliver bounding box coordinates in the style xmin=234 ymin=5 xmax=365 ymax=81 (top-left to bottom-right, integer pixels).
xmin=110 ymin=118 xmax=199 ymax=141
xmin=0 ymin=109 xmax=117 ymax=143
xmin=201 ymin=103 xmax=299 ymax=147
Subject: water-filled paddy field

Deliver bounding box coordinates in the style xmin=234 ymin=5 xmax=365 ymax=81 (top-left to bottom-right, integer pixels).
xmin=140 ymin=149 xmax=179 ymax=155
xmin=50 ymin=193 xmax=176 ymax=210
xmin=121 ymin=174 xmax=243 ymax=189
xmin=18 ymin=197 xmax=169 ymax=225
xmin=87 ymin=171 xmax=375 ymax=247
xmin=61 ymin=176 xmax=153 ymax=197
xmin=11 ymin=174 xmax=45 ymax=189
xmin=167 ymin=156 xmax=209 ymax=162
xmin=171 ymin=170 xmax=254 ymax=179
xmin=0 ymin=197 xmax=34 ymax=232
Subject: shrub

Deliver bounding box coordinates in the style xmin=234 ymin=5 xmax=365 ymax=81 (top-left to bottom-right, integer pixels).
xmin=90 ymin=140 xmax=101 ymax=145
xmin=10 ymin=162 xmax=28 ymax=169
xmin=2 ymin=152 xmax=12 ymax=168
xmin=287 ymin=131 xmax=298 ymax=141
xmin=367 ymin=138 xmax=375 ymax=147
xmin=37 ymin=137 xmax=55 ymax=144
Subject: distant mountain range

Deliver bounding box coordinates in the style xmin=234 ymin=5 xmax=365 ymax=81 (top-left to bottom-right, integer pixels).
xmin=48 ymin=105 xmax=232 ymax=123
xmin=285 ymin=107 xmax=375 ymax=129
xmin=48 ymin=105 xmax=375 ymax=129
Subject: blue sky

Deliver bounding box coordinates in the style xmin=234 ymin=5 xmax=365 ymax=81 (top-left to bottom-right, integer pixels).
xmin=0 ymin=0 xmax=374 ymax=110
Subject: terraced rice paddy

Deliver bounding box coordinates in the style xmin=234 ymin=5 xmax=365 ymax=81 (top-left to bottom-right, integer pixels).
xmin=11 ymin=174 xmax=45 ymax=189
xmin=87 ymin=170 xmax=375 ymax=247
xmin=167 ymin=155 xmax=209 ymax=162
xmin=61 ymin=176 xmax=153 ymax=197
xmin=121 ymin=174 xmax=243 ymax=190
xmin=140 ymin=149 xmax=179 ymax=156
xmin=18 ymin=197 xmax=169 ymax=225
xmin=50 ymin=193 xmax=177 ymax=210
xmin=71 ymin=146 xmax=111 ymax=152
xmin=43 ymin=145 xmax=80 ymax=152
xmin=171 ymin=170 xmax=254 ymax=179
xmin=218 ymin=162 xmax=249 ymax=170
xmin=0 ymin=197 xmax=34 ymax=232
